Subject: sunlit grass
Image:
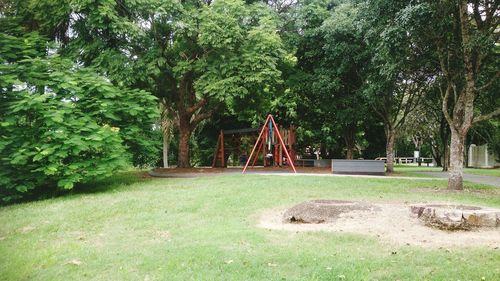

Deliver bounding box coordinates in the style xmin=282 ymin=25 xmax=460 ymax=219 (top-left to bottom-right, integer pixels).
xmin=1 ymin=171 xmax=499 ymax=280
xmin=393 ymin=164 xmax=500 ymax=178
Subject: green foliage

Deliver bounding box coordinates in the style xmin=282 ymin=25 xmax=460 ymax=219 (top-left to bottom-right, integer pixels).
xmin=0 ymin=30 xmax=159 ymax=202
xmin=290 ymin=1 xmax=370 ymax=156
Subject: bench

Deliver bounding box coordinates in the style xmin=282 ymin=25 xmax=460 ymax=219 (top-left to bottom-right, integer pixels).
xmin=295 ymin=159 xmax=315 ymax=167
xmin=295 ymin=159 xmax=332 ymax=168
xmin=331 ymin=159 xmax=385 ymax=175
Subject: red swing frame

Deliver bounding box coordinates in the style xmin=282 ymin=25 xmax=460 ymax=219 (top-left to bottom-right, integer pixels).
xmin=242 ymin=114 xmax=297 ymax=174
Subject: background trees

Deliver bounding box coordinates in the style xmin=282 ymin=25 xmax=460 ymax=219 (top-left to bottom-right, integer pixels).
xmin=62 ymin=0 xmax=287 ymax=168
xmin=1 ymin=0 xmax=499 ymax=201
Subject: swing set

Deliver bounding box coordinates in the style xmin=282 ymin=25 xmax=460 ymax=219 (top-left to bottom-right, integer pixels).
xmin=211 ymin=114 xmax=296 ymax=173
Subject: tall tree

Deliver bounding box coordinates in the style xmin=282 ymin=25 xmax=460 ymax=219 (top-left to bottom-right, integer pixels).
xmin=362 ymin=0 xmax=432 ymax=173
xmin=293 ymin=0 xmax=369 ymax=158
xmin=321 ymin=2 xmax=369 ymax=159
xmin=75 ymin=0 xmax=284 ymax=167
xmin=432 ymin=0 xmax=499 ymax=189
xmin=10 ymin=0 xmax=287 ymax=168
xmin=383 ymin=0 xmax=499 ymax=186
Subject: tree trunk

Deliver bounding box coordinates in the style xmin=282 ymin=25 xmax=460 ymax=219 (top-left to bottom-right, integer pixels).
xmin=385 ymin=127 xmax=396 ymax=173
xmin=448 ymin=128 xmax=466 ymax=190
xmin=178 ymin=123 xmax=192 ymax=168
xmin=344 ymin=124 xmax=356 ymax=160
xmin=445 ymin=0 xmax=474 ymax=189
xmin=439 ymin=117 xmax=450 ymax=171
xmin=430 ymin=140 xmax=442 ymax=167
xmin=442 ymin=143 xmax=449 ymax=172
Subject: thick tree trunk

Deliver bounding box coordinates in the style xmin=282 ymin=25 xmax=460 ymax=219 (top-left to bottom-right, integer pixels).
xmin=178 ymin=128 xmax=191 ymax=168
xmin=448 ymin=128 xmax=466 ymax=190
xmin=445 ymin=0 xmax=474 ymax=189
xmin=439 ymin=0 xmax=499 ymax=187
xmin=177 ymin=123 xmax=192 ymax=168
xmin=346 ymin=146 xmax=354 ymax=160
xmin=385 ymin=127 xmax=396 ymax=173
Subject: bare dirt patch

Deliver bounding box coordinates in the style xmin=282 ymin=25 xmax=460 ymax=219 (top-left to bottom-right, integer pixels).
xmin=257 ymin=202 xmax=500 ymax=248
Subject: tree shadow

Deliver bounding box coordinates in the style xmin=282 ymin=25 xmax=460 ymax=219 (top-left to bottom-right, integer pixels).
xmin=71 ymin=170 xmax=151 ymax=195
xmin=1 ymin=170 xmax=152 ymax=207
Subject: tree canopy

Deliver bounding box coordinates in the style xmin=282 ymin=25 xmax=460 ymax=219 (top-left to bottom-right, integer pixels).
xmin=1 ymin=0 xmax=499 ymax=201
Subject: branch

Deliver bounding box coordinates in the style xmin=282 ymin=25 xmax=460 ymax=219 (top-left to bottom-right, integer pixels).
xmin=473 ymin=108 xmax=500 ymax=124
xmin=472 ymin=0 xmax=483 ymax=30
xmin=190 ymin=110 xmax=213 ymax=126
xmin=371 ymin=103 xmax=389 ymax=125
xmin=440 ymin=82 xmax=455 ymax=128
xmin=186 ymin=98 xmax=208 ymax=114
xmin=475 ymin=71 xmax=499 ymax=92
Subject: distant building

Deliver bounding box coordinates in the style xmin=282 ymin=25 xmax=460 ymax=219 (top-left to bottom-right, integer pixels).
xmin=468 ymin=144 xmax=499 ymax=168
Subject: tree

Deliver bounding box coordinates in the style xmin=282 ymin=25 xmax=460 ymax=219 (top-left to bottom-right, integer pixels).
xmin=432 ymin=0 xmax=499 ymax=189
xmin=321 ymin=2 xmax=369 ymax=159
xmin=362 ymin=0 xmax=432 ymax=173
xmin=291 ymin=0 xmax=370 ymax=159
xmin=0 ymin=28 xmax=158 ymax=202
xmin=383 ymin=0 xmax=499 ymax=187
xmin=42 ymin=0 xmax=286 ymax=168
xmin=401 ymin=89 xmax=450 ymax=170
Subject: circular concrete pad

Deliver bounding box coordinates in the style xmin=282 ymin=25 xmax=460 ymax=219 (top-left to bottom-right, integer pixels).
xmin=283 ymin=200 xmax=380 ymax=224
xmin=410 ymin=204 xmax=500 ymax=230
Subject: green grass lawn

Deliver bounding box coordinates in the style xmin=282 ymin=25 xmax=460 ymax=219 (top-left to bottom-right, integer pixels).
xmin=392 ymin=164 xmax=500 ymax=178
xmin=1 ymin=172 xmax=499 ymax=280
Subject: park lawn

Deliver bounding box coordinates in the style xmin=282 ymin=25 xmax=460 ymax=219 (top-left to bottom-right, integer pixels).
xmin=392 ymin=165 xmax=500 ymax=178
xmin=1 ymin=172 xmax=499 ymax=281
xmin=463 ymin=168 xmax=500 ymax=177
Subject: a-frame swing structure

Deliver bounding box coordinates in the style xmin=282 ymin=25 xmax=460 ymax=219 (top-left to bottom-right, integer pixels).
xmin=242 ymin=114 xmax=297 ymax=174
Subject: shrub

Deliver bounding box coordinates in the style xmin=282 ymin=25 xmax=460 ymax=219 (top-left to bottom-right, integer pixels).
xmin=0 ymin=32 xmax=158 ymax=202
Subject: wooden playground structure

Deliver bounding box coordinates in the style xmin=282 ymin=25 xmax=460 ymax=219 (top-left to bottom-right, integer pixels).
xmin=212 ymin=114 xmax=297 ymax=173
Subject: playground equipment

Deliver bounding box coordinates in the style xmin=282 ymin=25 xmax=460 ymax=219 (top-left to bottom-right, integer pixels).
xmin=242 ymin=114 xmax=296 ymax=173
xmin=212 ymin=128 xmax=260 ymax=167
xmin=212 ymin=115 xmax=297 ymax=170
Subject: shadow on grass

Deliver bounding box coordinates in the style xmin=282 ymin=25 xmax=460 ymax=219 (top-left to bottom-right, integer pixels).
xmin=72 ymin=170 xmax=151 ymax=195
xmin=2 ymin=170 xmax=151 ymax=207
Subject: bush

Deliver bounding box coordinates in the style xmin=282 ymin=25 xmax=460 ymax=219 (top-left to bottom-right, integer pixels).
xmin=0 ymin=32 xmax=158 ymax=202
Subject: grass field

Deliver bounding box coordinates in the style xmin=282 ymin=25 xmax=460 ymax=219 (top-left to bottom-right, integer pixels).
xmin=1 ymin=172 xmax=499 ymax=280
xmin=392 ymin=165 xmax=500 ymax=178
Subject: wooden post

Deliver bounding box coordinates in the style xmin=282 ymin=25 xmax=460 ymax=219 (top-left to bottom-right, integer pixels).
xmin=243 ymin=115 xmax=296 ymax=174
xmin=252 ymin=137 xmax=264 ymax=168
xmin=279 ymin=126 xmax=283 ymax=166
xmin=263 ymin=127 xmax=268 ymax=166
xmin=242 ymin=115 xmax=271 ymax=173
xmin=269 ymin=115 xmax=296 ymax=173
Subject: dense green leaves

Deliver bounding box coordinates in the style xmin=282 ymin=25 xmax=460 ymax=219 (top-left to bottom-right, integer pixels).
xmin=0 ymin=30 xmax=158 ymax=202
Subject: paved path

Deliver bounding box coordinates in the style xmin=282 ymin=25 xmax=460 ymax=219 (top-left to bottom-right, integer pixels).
xmin=149 ymin=169 xmax=443 ymax=181
xmin=417 ymin=172 xmax=500 ymax=187
xmin=149 ymin=168 xmax=499 ymax=187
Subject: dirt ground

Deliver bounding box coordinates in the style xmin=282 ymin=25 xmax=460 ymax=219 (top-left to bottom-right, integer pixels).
xmin=257 ymin=202 xmax=500 ymax=248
